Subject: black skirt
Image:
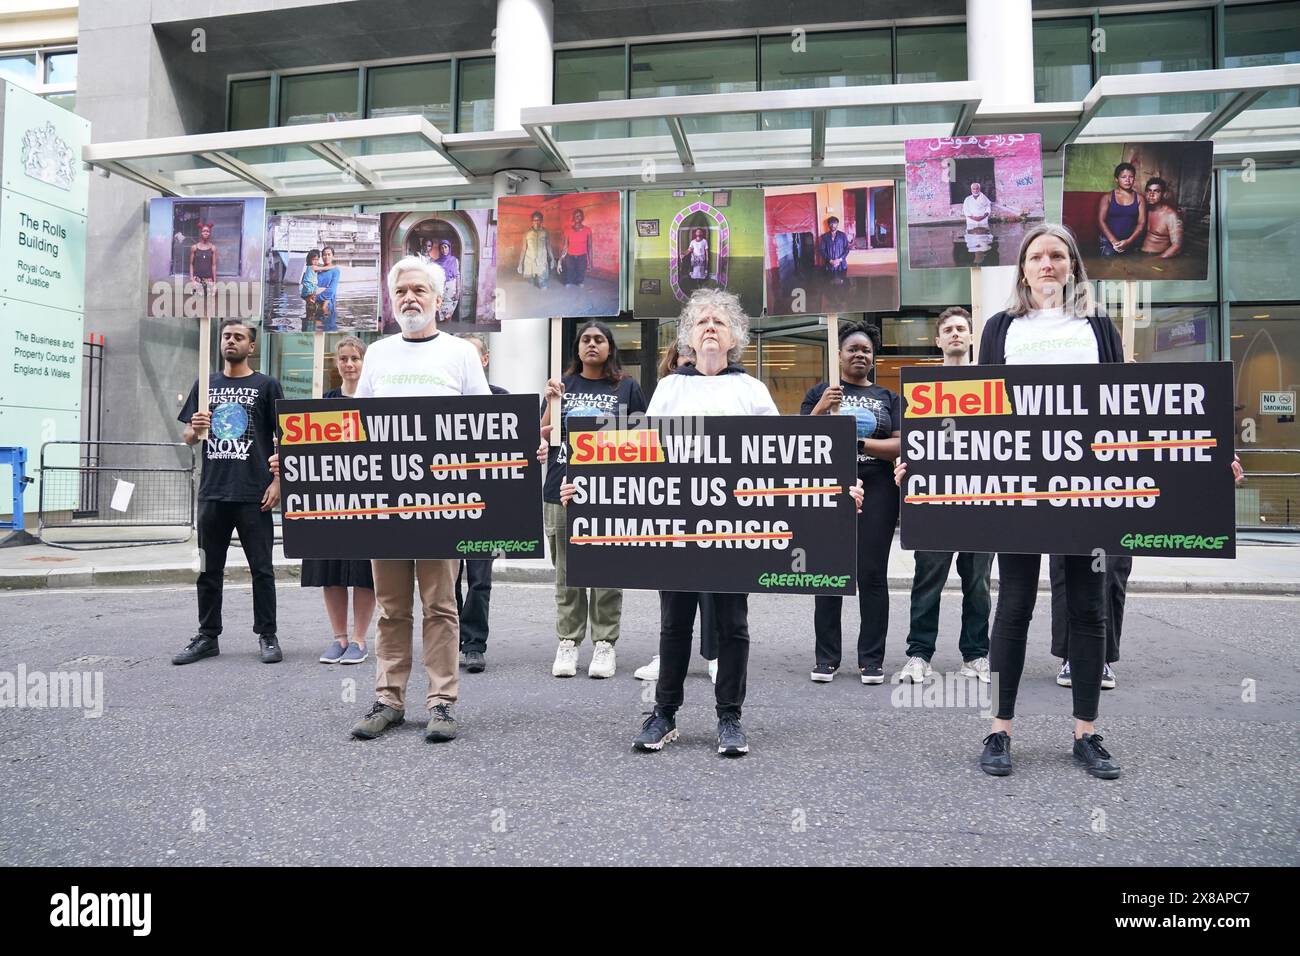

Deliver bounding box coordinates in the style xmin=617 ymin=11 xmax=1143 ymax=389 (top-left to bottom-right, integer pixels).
xmin=300 ymin=558 xmax=374 ymax=589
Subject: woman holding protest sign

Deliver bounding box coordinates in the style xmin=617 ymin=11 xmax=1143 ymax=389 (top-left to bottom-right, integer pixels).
xmin=801 ymin=322 xmax=902 ymax=686
xmin=302 ymin=335 xmax=376 ymax=665
xmin=539 ymin=321 xmax=648 ymax=680
xmin=554 ymin=289 xmax=861 ymax=757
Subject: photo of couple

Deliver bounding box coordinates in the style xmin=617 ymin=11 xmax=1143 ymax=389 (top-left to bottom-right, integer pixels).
xmin=263 ymin=214 xmax=381 ymax=333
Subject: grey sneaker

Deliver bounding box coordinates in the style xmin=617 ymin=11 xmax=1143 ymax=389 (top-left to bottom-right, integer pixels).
xmin=1101 ymin=663 xmax=1117 ymax=690
xmin=425 ymin=703 xmax=459 ymax=742
xmin=319 ymin=641 xmax=348 ymax=664
xmin=338 ymin=642 xmax=367 ymax=664
xmin=351 ymin=701 xmax=404 ymax=740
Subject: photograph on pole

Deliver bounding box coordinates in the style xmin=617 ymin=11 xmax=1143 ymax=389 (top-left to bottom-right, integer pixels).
xmin=147 ymin=196 xmax=266 ymax=320
xmin=263 ymin=213 xmax=381 ymax=333
xmin=378 ymin=209 xmax=497 ymax=334
xmin=1062 ymin=140 xmax=1214 ymax=282
xmin=764 ymin=180 xmax=900 ymax=316
xmin=899 ymin=361 xmax=1236 ymax=558
xmin=564 ymin=414 xmax=859 ymax=594
xmin=276 ymin=394 xmax=544 ymax=560
xmin=904 ymin=133 xmax=1044 ymax=269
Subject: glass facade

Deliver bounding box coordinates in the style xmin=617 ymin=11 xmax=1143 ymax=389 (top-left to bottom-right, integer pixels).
xmin=1033 ymin=16 xmax=1093 ymax=102
xmin=554 ymin=47 xmax=628 ymax=141
xmin=228 ymin=78 xmax=271 ymax=130
xmin=630 ymin=38 xmax=758 ymax=136
xmin=457 ymin=58 xmax=495 ymax=132
xmin=1226 ymin=0 xmax=1300 ymax=108
xmin=759 ymin=29 xmax=892 ymax=129
xmin=1097 ymin=9 xmax=1216 ymax=117
xmin=894 ymin=25 xmax=968 ymax=124
xmin=278 ymin=70 xmax=360 ymax=125
xmin=367 ymin=61 xmax=453 ymax=129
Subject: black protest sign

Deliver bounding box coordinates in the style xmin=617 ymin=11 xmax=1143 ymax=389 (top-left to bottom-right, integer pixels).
xmin=564 ymin=415 xmax=859 ymax=594
xmin=899 ymin=361 xmax=1235 ymax=558
xmin=276 ymin=395 xmax=543 ymax=560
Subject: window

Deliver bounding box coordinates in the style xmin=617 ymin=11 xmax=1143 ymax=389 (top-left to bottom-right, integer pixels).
xmin=44 ymin=50 xmax=76 ymax=85
xmin=1225 ymin=0 xmax=1300 ymax=109
xmin=1230 ymin=306 xmax=1300 ymax=527
xmin=457 ymin=58 xmax=495 ymax=132
xmin=555 ymin=47 xmax=627 ymax=140
xmin=630 ymin=38 xmax=758 ymax=137
xmin=895 ymin=25 xmax=968 ymax=124
xmin=228 ymin=78 xmax=271 ymax=130
xmin=1223 ymin=167 xmax=1300 ymax=303
xmin=1033 ymin=17 xmax=1092 ymax=102
xmin=278 ymin=70 xmax=360 ymax=125
xmin=1132 ymin=305 xmax=1217 ymax=363
xmin=0 ymin=53 xmax=37 ymax=85
xmin=367 ymin=61 xmax=453 ymax=130
xmin=1097 ymin=10 xmax=1215 ymax=117
xmin=759 ymin=29 xmax=893 ymax=129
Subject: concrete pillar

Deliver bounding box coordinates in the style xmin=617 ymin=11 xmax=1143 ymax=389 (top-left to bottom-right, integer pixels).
xmin=488 ymin=0 xmax=554 ymax=395
xmin=966 ymin=0 xmax=1035 ymax=336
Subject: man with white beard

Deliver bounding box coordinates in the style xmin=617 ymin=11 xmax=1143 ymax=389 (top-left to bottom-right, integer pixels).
xmin=348 ymin=256 xmax=491 ymax=742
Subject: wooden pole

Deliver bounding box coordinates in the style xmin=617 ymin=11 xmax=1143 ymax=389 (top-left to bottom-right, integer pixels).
xmin=195 ymin=315 xmax=211 ymax=440
xmin=969 ymin=266 xmax=983 ymax=363
xmin=1121 ymin=278 xmax=1137 ymax=362
xmin=549 ymin=316 xmax=563 ymax=446
xmin=826 ymin=314 xmax=840 ymax=387
xmin=311 ymin=333 xmax=326 ymax=398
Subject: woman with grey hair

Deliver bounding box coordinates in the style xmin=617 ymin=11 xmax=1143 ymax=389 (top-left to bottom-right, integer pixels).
xmin=560 ymin=288 xmax=861 ymax=757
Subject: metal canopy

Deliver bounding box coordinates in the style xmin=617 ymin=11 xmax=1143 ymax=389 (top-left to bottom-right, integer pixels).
xmin=81 ymin=65 xmax=1300 ymax=205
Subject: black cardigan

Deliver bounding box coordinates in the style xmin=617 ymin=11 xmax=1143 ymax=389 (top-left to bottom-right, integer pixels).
xmin=978 ymin=309 xmax=1124 ymax=366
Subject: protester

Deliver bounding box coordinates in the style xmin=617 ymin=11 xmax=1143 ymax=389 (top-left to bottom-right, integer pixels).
xmin=174 ymin=318 xmax=283 ymax=666
xmin=280 ymin=256 xmax=490 ymax=742
xmin=539 ymin=321 xmax=647 ymax=679
xmin=801 ymin=321 xmax=900 ymax=685
xmin=896 ymin=307 xmax=992 ymax=685
xmin=635 ymin=341 xmax=717 ymax=685
xmin=557 ymin=289 xmax=861 ymax=756
xmin=1050 ymin=555 xmax=1130 ymax=690
xmin=302 ymin=336 xmax=375 ymax=666
xmin=456 ymin=333 xmax=509 ymax=674
xmin=1096 ymin=162 xmax=1146 ymax=258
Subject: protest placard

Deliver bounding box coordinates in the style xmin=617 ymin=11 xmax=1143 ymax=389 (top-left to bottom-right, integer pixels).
xmin=564 ymin=414 xmax=858 ymax=594
xmin=276 ymin=394 xmax=543 ymax=560
xmin=899 ymin=362 xmax=1235 ymax=558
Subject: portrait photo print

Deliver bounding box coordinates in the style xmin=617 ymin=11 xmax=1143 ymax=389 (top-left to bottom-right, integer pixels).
xmin=1062 ymin=140 xmax=1214 ymax=282
xmin=379 ymin=210 xmax=498 ymax=334
xmin=147 ymin=196 xmax=265 ymax=319
xmin=263 ymin=214 xmax=381 ymax=334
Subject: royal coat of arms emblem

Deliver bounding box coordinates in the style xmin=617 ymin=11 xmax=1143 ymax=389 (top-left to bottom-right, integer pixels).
xmin=21 ymin=121 xmax=77 ymax=191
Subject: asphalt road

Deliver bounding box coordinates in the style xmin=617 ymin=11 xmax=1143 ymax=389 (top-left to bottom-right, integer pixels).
xmin=1 ymin=582 xmax=1296 ymax=866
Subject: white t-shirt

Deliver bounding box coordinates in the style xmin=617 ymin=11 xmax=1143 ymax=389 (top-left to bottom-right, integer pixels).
xmin=646 ymin=370 xmax=779 ymax=417
xmin=962 ymin=192 xmax=991 ymax=230
xmin=1004 ymin=308 xmax=1099 ymax=366
xmin=355 ymin=330 xmax=491 ymax=398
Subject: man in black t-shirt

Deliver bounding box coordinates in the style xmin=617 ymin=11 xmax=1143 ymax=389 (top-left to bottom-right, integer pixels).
xmin=173 ymin=318 xmax=284 ymax=665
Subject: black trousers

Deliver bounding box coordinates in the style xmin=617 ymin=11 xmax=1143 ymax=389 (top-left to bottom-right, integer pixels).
xmin=455 ymin=559 xmax=493 ymax=652
xmin=813 ymin=465 xmax=898 ymax=669
xmin=990 ymin=553 xmax=1106 ymax=722
xmin=656 ymin=591 xmax=748 ymax=719
xmin=1049 ymin=554 xmax=1131 ymax=664
xmin=196 ymin=499 xmax=276 ymax=638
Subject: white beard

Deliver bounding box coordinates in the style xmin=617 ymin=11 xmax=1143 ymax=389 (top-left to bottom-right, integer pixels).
xmin=396 ymin=308 xmax=435 ymax=334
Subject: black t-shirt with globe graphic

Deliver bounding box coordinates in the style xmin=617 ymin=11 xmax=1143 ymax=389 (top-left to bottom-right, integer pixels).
xmin=801 ymin=380 xmax=902 ymax=478
xmin=179 ymin=371 xmax=283 ymax=502
xmin=543 ymin=373 xmax=648 ymax=503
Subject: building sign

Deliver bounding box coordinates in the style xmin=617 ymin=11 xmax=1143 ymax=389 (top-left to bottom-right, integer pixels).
xmin=1260 ymin=391 xmax=1295 ymax=416
xmin=0 ymin=82 xmax=89 ymax=516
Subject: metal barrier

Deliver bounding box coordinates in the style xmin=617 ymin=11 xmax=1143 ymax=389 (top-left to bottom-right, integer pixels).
xmin=38 ymin=441 xmax=196 ymax=550
xmin=1237 ymin=449 xmax=1300 ymax=531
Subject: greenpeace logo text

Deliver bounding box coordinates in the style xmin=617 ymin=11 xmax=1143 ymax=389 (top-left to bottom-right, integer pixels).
xmin=757 ymin=572 xmax=850 ymax=589
xmin=50 ymin=886 xmax=151 ymax=936
xmin=0 ymin=665 xmax=102 ymax=718
xmin=1120 ymin=532 xmax=1230 ymax=551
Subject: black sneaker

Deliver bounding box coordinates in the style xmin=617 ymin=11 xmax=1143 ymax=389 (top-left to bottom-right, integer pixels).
xmin=425 ymin=703 xmax=459 ymax=742
xmin=979 ymin=731 xmax=1013 ymax=776
xmin=632 ymin=708 xmax=677 ymax=752
xmin=860 ymin=665 xmax=885 ymax=685
xmin=1073 ymin=733 xmax=1121 ymax=779
xmin=810 ymin=663 xmax=837 ymax=683
xmin=463 ymin=650 xmax=486 ymax=673
xmin=717 ymin=714 xmax=749 ymax=757
xmin=172 ymin=635 xmax=219 ymax=666
xmin=258 ymin=634 xmax=283 ymax=663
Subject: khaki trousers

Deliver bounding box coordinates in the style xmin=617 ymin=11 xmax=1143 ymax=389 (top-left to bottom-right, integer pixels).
xmin=371 ymin=559 xmax=459 ymax=711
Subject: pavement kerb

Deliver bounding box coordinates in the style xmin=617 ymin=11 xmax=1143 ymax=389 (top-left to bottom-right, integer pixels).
xmin=1 ymin=562 xmax=1295 ymax=596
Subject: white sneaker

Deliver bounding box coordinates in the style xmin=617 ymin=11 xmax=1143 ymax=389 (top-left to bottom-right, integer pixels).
xmin=552 ymin=640 xmax=578 ymax=678
xmin=707 ymin=659 xmax=718 ymax=684
xmin=588 ymin=641 xmax=616 ymax=679
xmin=1101 ymin=663 xmax=1117 ymax=690
xmin=634 ymin=655 xmax=660 ymax=681
xmin=894 ymin=656 xmax=932 ymax=684
xmin=960 ymin=656 xmax=992 ymax=684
